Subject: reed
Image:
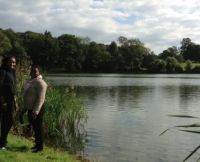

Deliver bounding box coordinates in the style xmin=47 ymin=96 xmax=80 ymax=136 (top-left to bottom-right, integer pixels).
xmin=160 ymin=114 xmax=200 ymax=162
xmin=44 ymin=85 xmax=87 ymax=152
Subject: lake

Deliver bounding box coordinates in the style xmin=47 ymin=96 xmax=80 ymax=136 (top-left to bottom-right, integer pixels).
xmin=47 ymin=74 xmax=200 ymax=162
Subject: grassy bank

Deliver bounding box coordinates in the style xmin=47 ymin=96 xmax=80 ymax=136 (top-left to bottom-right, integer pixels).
xmin=0 ymin=134 xmax=80 ymax=162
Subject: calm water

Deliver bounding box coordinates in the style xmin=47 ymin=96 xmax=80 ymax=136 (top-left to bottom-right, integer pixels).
xmin=48 ymin=74 xmax=200 ymax=162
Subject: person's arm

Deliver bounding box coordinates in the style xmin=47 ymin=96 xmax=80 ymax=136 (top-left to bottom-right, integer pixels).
xmin=0 ymin=70 xmax=5 ymax=104
xmin=33 ymin=80 xmax=47 ymax=116
xmin=14 ymin=96 xmax=19 ymax=112
xmin=0 ymin=70 xmax=5 ymax=90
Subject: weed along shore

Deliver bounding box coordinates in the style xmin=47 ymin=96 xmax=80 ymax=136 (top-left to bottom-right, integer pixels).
xmin=0 ymin=134 xmax=80 ymax=162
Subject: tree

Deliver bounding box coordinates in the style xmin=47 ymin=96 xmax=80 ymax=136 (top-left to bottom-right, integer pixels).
xmin=21 ymin=31 xmax=47 ymax=66
xmin=117 ymin=36 xmax=151 ymax=72
xmin=180 ymin=38 xmax=192 ymax=54
xmin=84 ymin=42 xmax=111 ymax=72
xmin=159 ymin=46 xmax=182 ymax=61
xmin=0 ymin=30 xmax=12 ymax=56
xmin=143 ymin=52 xmax=158 ymax=71
xmin=58 ymin=34 xmax=84 ymax=72
xmin=20 ymin=31 xmax=60 ymax=70
xmin=187 ymin=44 xmax=200 ymax=61
xmin=180 ymin=38 xmax=193 ymax=60
xmin=184 ymin=60 xmax=193 ymax=72
xmin=149 ymin=59 xmax=166 ymax=73
xmin=180 ymin=38 xmax=200 ymax=61
xmin=118 ymin=36 xmax=128 ymax=46
xmin=108 ymin=41 xmax=119 ymax=72
xmin=165 ymin=57 xmax=179 ymax=73
xmin=43 ymin=30 xmax=60 ymax=69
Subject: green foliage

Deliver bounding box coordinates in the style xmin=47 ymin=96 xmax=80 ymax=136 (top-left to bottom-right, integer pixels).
xmin=15 ymin=65 xmax=30 ymax=110
xmin=165 ymin=57 xmax=179 ymax=73
xmin=117 ymin=36 xmax=152 ymax=72
xmin=180 ymin=38 xmax=200 ymax=61
xmin=0 ymin=30 xmax=12 ymax=56
xmin=159 ymin=46 xmax=183 ymax=61
xmin=44 ymin=86 xmax=86 ymax=136
xmin=150 ymin=59 xmax=166 ymax=73
xmin=20 ymin=31 xmax=59 ymax=69
xmin=184 ymin=60 xmax=193 ymax=72
xmin=44 ymin=86 xmax=87 ymax=152
xmin=192 ymin=64 xmax=200 ymax=73
xmin=2 ymin=28 xmax=200 ymax=73
xmin=84 ymin=42 xmax=111 ymax=72
xmin=57 ymin=34 xmax=84 ymax=72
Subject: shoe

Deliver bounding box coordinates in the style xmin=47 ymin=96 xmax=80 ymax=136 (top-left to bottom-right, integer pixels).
xmin=0 ymin=147 xmax=6 ymax=150
xmin=32 ymin=147 xmax=43 ymax=153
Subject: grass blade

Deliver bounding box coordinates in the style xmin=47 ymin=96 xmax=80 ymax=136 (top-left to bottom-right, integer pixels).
xmin=183 ymin=144 xmax=200 ymax=162
xmin=168 ymin=115 xmax=199 ymax=118
xmin=179 ymin=130 xmax=200 ymax=134
xmin=159 ymin=124 xmax=200 ymax=136
xmin=159 ymin=128 xmax=172 ymax=136
xmin=176 ymin=124 xmax=200 ymax=128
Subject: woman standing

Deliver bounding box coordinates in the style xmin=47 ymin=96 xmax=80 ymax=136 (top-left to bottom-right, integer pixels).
xmin=0 ymin=55 xmax=18 ymax=149
xmin=23 ymin=65 xmax=47 ymax=152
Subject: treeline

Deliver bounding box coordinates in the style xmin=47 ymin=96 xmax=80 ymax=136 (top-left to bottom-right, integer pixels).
xmin=1 ymin=28 xmax=200 ymax=73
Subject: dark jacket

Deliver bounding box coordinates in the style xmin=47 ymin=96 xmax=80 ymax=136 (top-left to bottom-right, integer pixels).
xmin=0 ymin=68 xmax=16 ymax=102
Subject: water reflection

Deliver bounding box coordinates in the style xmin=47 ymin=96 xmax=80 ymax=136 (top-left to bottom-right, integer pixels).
xmin=179 ymin=85 xmax=200 ymax=110
xmin=48 ymin=74 xmax=200 ymax=162
xmin=78 ymin=86 xmax=153 ymax=112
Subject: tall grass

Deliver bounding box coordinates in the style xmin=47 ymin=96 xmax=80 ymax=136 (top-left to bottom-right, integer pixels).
xmin=44 ymin=85 xmax=87 ymax=153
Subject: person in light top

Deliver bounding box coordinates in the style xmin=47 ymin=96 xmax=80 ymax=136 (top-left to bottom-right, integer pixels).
xmin=23 ymin=65 xmax=47 ymax=152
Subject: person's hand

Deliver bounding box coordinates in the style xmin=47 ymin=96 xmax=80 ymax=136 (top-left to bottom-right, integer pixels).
xmin=32 ymin=111 xmax=39 ymax=119
xmin=14 ymin=96 xmax=19 ymax=112
xmin=15 ymin=103 xmax=19 ymax=112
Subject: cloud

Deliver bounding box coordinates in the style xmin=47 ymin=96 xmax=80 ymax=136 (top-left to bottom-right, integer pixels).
xmin=0 ymin=0 xmax=200 ymax=54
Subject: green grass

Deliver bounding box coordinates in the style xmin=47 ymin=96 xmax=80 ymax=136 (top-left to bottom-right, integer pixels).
xmin=0 ymin=134 xmax=80 ymax=162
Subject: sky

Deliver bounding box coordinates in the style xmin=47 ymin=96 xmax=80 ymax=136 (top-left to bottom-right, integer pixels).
xmin=0 ymin=0 xmax=200 ymax=54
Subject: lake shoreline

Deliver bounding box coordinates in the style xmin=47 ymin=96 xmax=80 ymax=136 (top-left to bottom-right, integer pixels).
xmin=0 ymin=133 xmax=83 ymax=162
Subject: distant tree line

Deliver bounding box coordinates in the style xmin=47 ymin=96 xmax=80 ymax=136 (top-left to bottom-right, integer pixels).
xmin=1 ymin=28 xmax=200 ymax=73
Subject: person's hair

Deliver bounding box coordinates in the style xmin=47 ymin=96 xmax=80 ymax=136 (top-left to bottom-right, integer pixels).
xmin=31 ymin=65 xmax=42 ymax=73
xmin=1 ymin=55 xmax=16 ymax=69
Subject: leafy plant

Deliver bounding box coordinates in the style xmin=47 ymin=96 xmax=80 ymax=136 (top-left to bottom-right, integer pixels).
xmin=44 ymin=85 xmax=87 ymax=153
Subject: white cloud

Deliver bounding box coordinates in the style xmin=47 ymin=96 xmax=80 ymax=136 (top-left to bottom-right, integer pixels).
xmin=0 ymin=0 xmax=200 ymax=54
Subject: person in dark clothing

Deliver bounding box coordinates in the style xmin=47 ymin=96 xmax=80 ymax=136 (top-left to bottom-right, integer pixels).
xmin=0 ymin=55 xmax=18 ymax=149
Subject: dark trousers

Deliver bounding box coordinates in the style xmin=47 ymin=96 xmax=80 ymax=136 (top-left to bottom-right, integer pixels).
xmin=0 ymin=102 xmax=14 ymax=147
xmin=28 ymin=107 xmax=44 ymax=149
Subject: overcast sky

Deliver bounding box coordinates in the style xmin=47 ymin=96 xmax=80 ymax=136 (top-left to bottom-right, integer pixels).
xmin=0 ymin=0 xmax=200 ymax=54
